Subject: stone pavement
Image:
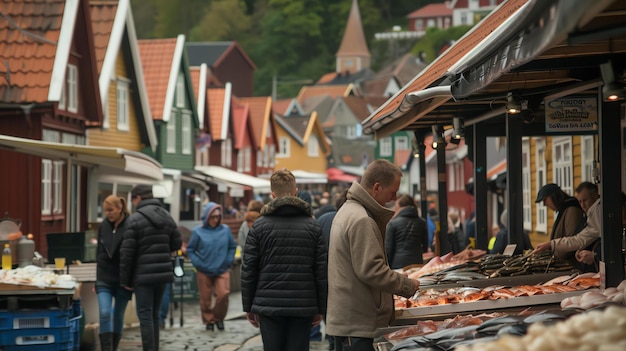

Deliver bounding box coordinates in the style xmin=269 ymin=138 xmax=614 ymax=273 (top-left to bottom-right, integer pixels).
xmin=117 ymin=291 xmax=330 ymax=351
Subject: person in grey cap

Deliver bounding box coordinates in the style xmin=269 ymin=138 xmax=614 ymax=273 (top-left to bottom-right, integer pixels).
xmin=535 ymin=183 xmax=585 ymax=240
xmin=120 ymin=184 xmax=182 ymax=351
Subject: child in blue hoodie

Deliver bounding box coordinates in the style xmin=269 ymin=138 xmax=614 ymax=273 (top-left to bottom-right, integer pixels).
xmin=187 ymin=202 xmax=236 ymax=331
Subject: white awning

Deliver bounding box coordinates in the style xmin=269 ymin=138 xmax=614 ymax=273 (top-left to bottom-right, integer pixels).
xmin=0 ymin=134 xmax=163 ymax=180
xmin=195 ymin=165 xmax=271 ymax=193
xmin=291 ymin=170 xmax=328 ymax=184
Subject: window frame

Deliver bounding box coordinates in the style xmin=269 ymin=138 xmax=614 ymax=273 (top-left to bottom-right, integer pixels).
xmin=535 ymin=137 xmax=548 ymax=233
xmin=166 ymin=109 xmax=177 ymax=154
xmin=552 ymin=136 xmax=573 ymax=196
xmin=66 ymin=64 xmax=78 ymax=113
xmin=308 ymin=135 xmax=319 ymax=157
xmin=277 ymin=137 xmax=290 ymax=158
xmin=181 ymin=111 xmax=192 ymax=155
xmin=379 ymin=137 xmax=392 ymax=157
xmin=116 ymin=79 xmax=130 ymax=131
xmin=522 ymin=139 xmax=532 ymax=231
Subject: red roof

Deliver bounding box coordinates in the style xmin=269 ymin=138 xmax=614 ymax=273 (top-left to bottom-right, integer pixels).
xmin=231 ymin=98 xmax=250 ymax=150
xmin=138 ymin=38 xmax=177 ymax=120
xmin=239 ymin=96 xmax=272 ymax=149
xmin=0 ymin=0 xmax=65 ymax=103
xmin=407 ymin=3 xmax=452 ymax=18
xmin=206 ymin=87 xmax=226 ymax=141
xmin=90 ymin=0 xmax=117 ymax=73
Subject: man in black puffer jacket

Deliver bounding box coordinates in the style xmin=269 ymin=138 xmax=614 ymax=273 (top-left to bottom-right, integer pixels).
xmin=242 ymin=169 xmax=327 ymax=351
xmin=120 ymin=184 xmax=182 ymax=351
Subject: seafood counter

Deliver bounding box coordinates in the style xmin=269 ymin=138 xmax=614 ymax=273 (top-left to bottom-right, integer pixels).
xmin=377 ymin=279 xmax=626 ymax=351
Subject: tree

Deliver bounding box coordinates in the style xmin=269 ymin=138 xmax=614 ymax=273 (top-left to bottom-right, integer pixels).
xmin=189 ymin=0 xmax=251 ymax=42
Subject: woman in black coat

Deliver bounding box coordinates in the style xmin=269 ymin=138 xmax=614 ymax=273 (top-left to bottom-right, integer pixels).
xmin=385 ymin=194 xmax=428 ymax=269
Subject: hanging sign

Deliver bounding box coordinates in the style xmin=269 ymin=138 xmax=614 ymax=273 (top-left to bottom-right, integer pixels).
xmin=544 ymin=95 xmax=598 ymax=133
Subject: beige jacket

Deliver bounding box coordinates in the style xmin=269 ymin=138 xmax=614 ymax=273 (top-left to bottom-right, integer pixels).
xmin=326 ymin=182 xmax=419 ymax=338
xmin=552 ymin=198 xmax=601 ymax=258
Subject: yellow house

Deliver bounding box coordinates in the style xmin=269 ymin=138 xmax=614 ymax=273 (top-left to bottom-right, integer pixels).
xmin=274 ymin=112 xmax=330 ymax=185
xmin=87 ymin=0 xmax=157 ymax=153
xmin=522 ymin=135 xmax=594 ymax=247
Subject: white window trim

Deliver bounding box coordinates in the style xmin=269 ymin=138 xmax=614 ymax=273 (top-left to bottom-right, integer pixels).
xmin=522 ymin=139 xmax=532 ymax=231
xmin=244 ymin=147 xmax=251 ymax=172
xmin=181 ymin=111 xmax=192 ymax=155
xmin=226 ymin=138 xmax=232 ymax=167
xmin=41 ymin=160 xmax=52 ymax=215
xmin=277 ymin=137 xmax=290 ymax=158
xmin=176 ymin=73 xmax=185 ymax=108
xmin=308 ymin=135 xmax=319 ymax=157
xmin=166 ymin=109 xmax=177 ymax=153
xmin=270 ymin=145 xmax=276 ymax=167
xmin=535 ymin=137 xmax=547 ymax=233
xmin=116 ymin=79 xmax=130 ymax=131
xmin=237 ymin=150 xmax=244 ymax=172
xmin=67 ymin=64 xmax=78 ymax=113
xmin=552 ymin=136 xmax=573 ymax=196
xmin=581 ymin=135 xmax=595 ymax=182
xmin=257 ymin=149 xmax=263 ymax=167
xmin=53 ymin=161 xmax=64 ymax=214
xmin=380 ymin=137 xmax=392 ymax=157
xmin=395 ymin=136 xmax=409 ymax=151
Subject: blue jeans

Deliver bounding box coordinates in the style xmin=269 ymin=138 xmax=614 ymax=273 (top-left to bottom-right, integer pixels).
xmin=159 ymin=283 xmax=171 ymax=325
xmin=134 ymin=283 xmax=166 ymax=351
xmin=96 ymin=284 xmax=133 ymax=334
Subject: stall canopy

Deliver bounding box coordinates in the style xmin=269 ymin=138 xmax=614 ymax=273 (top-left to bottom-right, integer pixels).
xmin=326 ymin=167 xmax=360 ymax=183
xmin=195 ymin=165 xmax=271 ymax=194
xmin=0 ymin=134 xmax=163 ymax=180
xmin=291 ymin=170 xmax=328 ymax=184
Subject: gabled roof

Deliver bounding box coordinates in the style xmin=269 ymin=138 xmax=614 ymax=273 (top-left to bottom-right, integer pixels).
xmin=302 ymin=95 xmax=335 ymax=123
xmin=206 ymin=83 xmax=232 ymax=141
xmin=378 ymin=54 xmax=428 ymax=87
xmin=0 ymin=0 xmax=102 ymax=119
xmin=239 ymin=96 xmax=275 ymax=150
xmin=231 ymin=97 xmax=251 ymax=150
xmin=90 ymin=0 xmax=157 ymax=151
xmin=138 ymin=36 xmax=178 ymax=121
xmin=316 ymin=69 xmax=375 ymax=86
xmin=407 ymin=3 xmax=453 ymax=19
xmin=275 ymin=112 xmax=330 ymax=154
xmin=336 ymin=0 xmax=370 ymax=58
xmin=296 ymin=84 xmax=353 ymax=105
xmin=186 ymin=41 xmax=256 ymax=70
xmin=191 ymin=64 xmax=224 ymax=130
xmin=272 ymin=98 xmax=293 ymax=116
xmin=339 ymin=96 xmax=371 ymax=123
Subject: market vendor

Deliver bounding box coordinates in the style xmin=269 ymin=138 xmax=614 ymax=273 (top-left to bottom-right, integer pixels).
xmin=534 ymin=183 xmax=585 ymax=240
xmin=534 ymin=182 xmax=600 ymax=270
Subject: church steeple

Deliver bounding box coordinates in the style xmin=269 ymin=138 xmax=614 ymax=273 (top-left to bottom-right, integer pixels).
xmin=336 ymin=0 xmax=371 ymax=74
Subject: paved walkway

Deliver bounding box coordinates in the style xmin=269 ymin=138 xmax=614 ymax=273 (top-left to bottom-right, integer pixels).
xmin=116 ymin=291 xmax=330 ymax=351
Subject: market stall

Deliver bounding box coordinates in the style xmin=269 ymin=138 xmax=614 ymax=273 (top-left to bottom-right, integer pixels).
xmin=0 ymin=266 xmax=81 ymax=351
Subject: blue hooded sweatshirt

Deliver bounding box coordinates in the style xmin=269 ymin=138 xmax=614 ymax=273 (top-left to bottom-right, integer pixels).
xmin=187 ymin=202 xmax=236 ymax=276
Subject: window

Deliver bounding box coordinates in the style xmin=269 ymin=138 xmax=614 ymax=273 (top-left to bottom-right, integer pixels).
xmin=58 ymin=83 xmax=66 ymax=110
xmin=395 ymin=136 xmax=409 ymax=150
xmin=181 ymin=112 xmax=191 ymax=155
xmin=344 ymin=125 xmax=357 ymax=139
xmin=416 ymin=19 xmax=424 ymax=31
xmin=448 ymin=164 xmax=455 ymax=192
xmin=535 ymin=138 xmax=547 ymax=233
xmin=380 ymin=137 xmax=392 ymax=157
xmin=426 ymin=19 xmax=436 ymax=28
xmin=237 ymin=150 xmax=244 ymax=172
xmin=116 ymin=79 xmax=129 ymax=131
xmin=257 ymin=150 xmax=263 ymax=167
xmin=244 ymin=147 xmax=251 ymax=172
xmin=308 ymin=135 xmax=319 ymax=157
xmin=581 ymin=135 xmax=595 ymax=182
xmin=41 ymin=160 xmax=52 ymax=215
xmin=277 ymin=137 xmax=290 ymax=157
xmin=166 ymin=110 xmax=177 ymax=153
xmin=176 ymin=73 xmax=185 ymax=108
xmin=67 ymin=64 xmax=78 ymax=113
xmin=53 ymin=161 xmax=63 ymax=214
xmin=522 ymin=139 xmax=532 ymax=231
xmin=43 ymin=129 xmax=60 ymax=143
xmin=447 ymin=162 xmax=464 ymax=191
xmin=221 ymin=138 xmax=232 ymax=167
xmin=552 ymin=136 xmax=573 ymax=195
xmin=269 ymin=144 xmax=276 ymax=167
xmin=461 ymin=13 xmax=467 ymax=24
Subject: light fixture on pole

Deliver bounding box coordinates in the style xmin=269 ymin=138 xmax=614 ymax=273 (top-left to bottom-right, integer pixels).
xmin=600 ymin=60 xmax=625 ymax=101
xmin=431 ymin=125 xmax=445 ymax=149
xmin=505 ymin=92 xmax=522 ymax=114
xmin=452 ymin=117 xmax=464 ymax=139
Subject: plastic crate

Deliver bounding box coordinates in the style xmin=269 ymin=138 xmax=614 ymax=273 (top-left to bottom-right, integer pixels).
xmin=0 ymin=323 xmax=75 ymax=350
xmin=0 ymin=308 xmax=76 ymax=330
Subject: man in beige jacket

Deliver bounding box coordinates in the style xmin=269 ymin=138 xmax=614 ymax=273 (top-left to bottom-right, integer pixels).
xmin=534 ymin=182 xmax=600 ymax=263
xmin=326 ymin=159 xmax=420 ymax=351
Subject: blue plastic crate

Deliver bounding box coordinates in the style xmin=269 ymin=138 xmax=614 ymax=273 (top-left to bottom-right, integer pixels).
xmin=0 ymin=308 xmax=75 ymax=330
xmin=0 ymin=324 xmax=74 ymax=350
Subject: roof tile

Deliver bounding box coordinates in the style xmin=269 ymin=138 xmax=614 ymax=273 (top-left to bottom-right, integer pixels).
xmin=206 ymin=87 xmax=225 ymax=140
xmin=240 ymin=96 xmax=271 ymax=149
xmin=89 ymin=1 xmax=117 ymax=73
xmin=138 ymin=38 xmax=177 ymax=120
xmin=0 ymin=0 xmax=65 ymax=103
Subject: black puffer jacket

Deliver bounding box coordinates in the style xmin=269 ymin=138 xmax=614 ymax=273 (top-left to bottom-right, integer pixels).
xmin=241 ymin=196 xmax=327 ymax=317
xmin=96 ymin=214 xmax=128 ymax=287
xmin=385 ymin=206 xmax=428 ymax=269
xmin=120 ymin=199 xmax=182 ymax=287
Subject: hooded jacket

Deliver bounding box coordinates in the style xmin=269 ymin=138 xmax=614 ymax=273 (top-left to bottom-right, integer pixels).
xmin=552 ymin=197 xmax=601 ymax=258
xmin=187 ymin=202 xmax=236 ymax=276
xmin=326 ymin=182 xmax=419 ymax=339
xmin=120 ymin=199 xmax=182 ymax=287
xmin=385 ymin=206 xmax=428 ymax=269
xmin=241 ymin=196 xmax=327 ymax=317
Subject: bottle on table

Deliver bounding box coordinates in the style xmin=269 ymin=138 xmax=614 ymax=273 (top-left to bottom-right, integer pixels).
xmin=2 ymin=243 xmax=12 ymax=270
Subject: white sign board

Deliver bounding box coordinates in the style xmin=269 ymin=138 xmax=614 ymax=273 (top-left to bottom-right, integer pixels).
xmin=544 ymin=96 xmax=598 ymax=133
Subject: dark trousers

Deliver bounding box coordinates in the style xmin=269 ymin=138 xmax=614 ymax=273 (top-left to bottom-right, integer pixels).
xmin=334 ymin=336 xmax=374 ymax=351
xmin=259 ymin=314 xmax=312 ymax=351
xmin=134 ymin=284 xmax=166 ymax=351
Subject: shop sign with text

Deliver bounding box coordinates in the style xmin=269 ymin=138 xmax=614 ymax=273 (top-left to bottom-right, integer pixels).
xmin=544 ymin=96 xmax=597 ymax=133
